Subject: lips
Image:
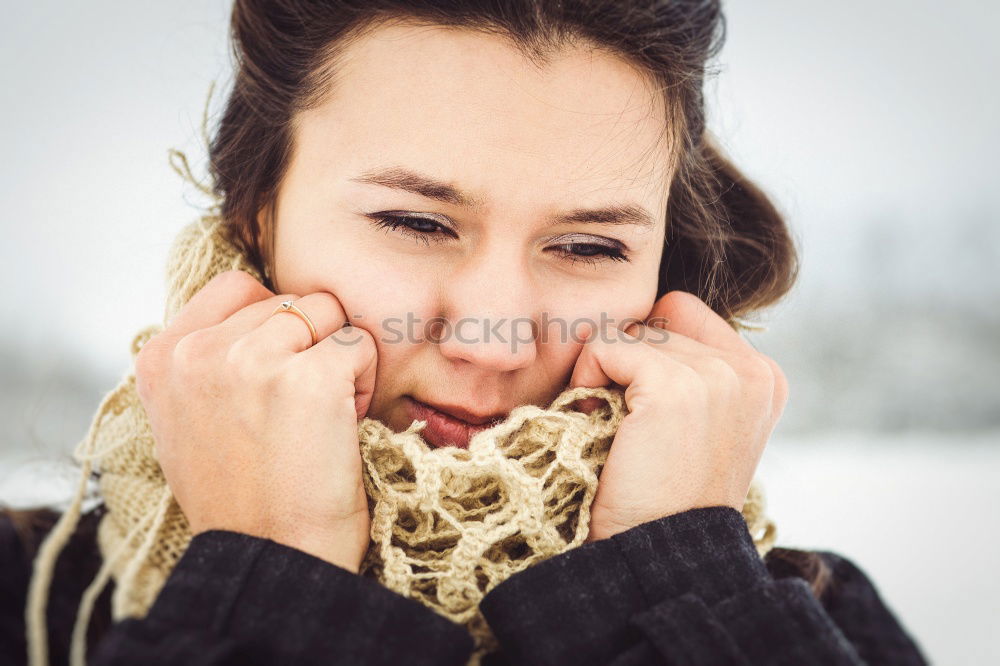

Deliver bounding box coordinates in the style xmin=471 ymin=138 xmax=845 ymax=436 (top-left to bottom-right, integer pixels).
xmin=404 ymin=396 xmax=507 ymax=449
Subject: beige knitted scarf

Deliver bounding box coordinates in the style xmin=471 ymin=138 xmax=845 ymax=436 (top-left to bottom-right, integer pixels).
xmin=24 ymin=162 xmax=777 ymax=666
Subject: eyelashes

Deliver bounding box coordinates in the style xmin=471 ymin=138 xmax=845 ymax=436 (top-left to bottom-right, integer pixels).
xmin=368 ymin=213 xmax=453 ymax=246
xmin=365 ymin=213 xmax=631 ymax=266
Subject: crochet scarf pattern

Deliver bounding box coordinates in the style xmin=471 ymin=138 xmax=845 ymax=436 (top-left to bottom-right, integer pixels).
xmin=25 ymin=203 xmax=777 ymax=666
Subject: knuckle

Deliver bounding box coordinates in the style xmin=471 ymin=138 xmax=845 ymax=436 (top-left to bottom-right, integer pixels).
xmin=776 ymin=372 xmax=789 ymax=403
xmin=655 ymin=359 xmax=706 ymax=400
xmin=769 ymin=359 xmax=790 ymax=403
xmin=213 ymin=269 xmax=261 ymax=294
xmin=172 ymin=329 xmax=217 ymax=377
xmin=204 ymin=270 xmax=268 ymax=306
xmin=662 ymin=289 xmax=696 ymax=305
xmin=331 ymin=325 xmax=375 ymax=350
xmin=225 ymin=336 xmax=264 ymax=384
xmin=704 ymin=356 xmax=739 ymax=385
xmin=743 ymin=356 xmax=779 ymax=409
xmin=225 ymin=334 xmax=250 ymax=362
xmin=743 ymin=354 xmax=776 ymax=384
xmin=673 ymin=358 xmax=702 ymax=385
xmin=768 ymin=356 xmax=788 ymax=388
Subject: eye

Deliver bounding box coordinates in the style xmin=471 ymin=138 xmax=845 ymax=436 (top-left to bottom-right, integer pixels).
xmin=365 ymin=212 xmax=632 ymax=265
xmin=366 ymin=213 xmax=456 ymax=245
xmin=547 ymin=242 xmax=630 ymax=266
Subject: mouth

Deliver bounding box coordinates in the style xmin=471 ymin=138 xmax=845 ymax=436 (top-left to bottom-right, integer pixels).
xmin=404 ymin=396 xmax=508 ymax=449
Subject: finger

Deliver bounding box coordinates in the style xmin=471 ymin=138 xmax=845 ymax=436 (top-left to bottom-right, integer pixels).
xmin=621 ymin=322 xmax=754 ymax=381
xmin=301 ymin=325 xmax=378 ymax=419
xmin=246 ymin=292 xmax=350 ymax=354
xmin=213 ymin=293 xmax=303 ymax=336
xmin=645 ymin=290 xmax=756 ymax=355
xmin=568 ymin=324 xmax=664 ymax=413
xmin=621 ymin=320 xmax=708 ymax=355
xmin=632 ymin=320 xmax=787 ymax=435
xmin=163 ymin=270 xmax=274 ymax=340
xmin=658 ymin=344 xmax=786 ymax=448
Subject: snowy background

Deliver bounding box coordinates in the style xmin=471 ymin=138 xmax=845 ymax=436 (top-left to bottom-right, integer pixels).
xmin=2 ymin=2 xmax=998 ymax=663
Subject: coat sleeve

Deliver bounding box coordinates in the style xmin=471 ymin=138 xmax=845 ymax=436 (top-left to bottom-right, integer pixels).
xmin=90 ymin=530 xmax=473 ymax=666
xmin=479 ymin=505 xmax=929 ymax=666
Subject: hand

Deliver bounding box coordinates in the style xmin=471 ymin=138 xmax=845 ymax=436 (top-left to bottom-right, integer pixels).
xmin=570 ymin=290 xmax=788 ymax=542
xmin=134 ymin=270 xmax=377 ymax=572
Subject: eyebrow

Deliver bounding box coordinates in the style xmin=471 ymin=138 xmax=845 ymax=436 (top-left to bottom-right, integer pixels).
xmin=349 ymin=166 xmax=656 ymax=228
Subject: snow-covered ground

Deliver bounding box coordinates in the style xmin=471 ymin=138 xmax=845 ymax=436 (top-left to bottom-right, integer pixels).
xmin=3 ymin=429 xmax=998 ymax=664
xmin=756 ymin=430 xmax=1000 ymax=665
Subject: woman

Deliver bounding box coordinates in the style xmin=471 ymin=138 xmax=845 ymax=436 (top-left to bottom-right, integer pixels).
xmin=2 ymin=1 xmax=928 ymax=664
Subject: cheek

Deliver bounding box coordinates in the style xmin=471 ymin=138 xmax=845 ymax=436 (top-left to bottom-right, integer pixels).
xmin=543 ymin=284 xmax=656 ymax=342
xmin=340 ymin=262 xmax=440 ymax=343
xmin=529 ymin=298 xmax=649 ymax=388
xmin=275 ymin=220 xmax=435 ymax=323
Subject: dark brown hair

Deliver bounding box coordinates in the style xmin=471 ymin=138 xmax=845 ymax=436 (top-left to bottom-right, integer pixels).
xmin=7 ymin=0 xmax=826 ymax=600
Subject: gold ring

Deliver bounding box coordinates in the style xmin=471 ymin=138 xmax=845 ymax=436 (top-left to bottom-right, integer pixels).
xmin=270 ymin=300 xmax=318 ymax=346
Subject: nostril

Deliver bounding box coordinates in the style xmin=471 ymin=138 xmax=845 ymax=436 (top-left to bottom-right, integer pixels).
xmin=426 ymin=319 xmax=447 ymax=344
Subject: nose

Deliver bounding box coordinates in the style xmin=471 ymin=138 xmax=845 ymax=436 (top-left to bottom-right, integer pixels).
xmin=431 ymin=250 xmax=538 ymax=373
xmin=430 ymin=312 xmax=538 ymax=372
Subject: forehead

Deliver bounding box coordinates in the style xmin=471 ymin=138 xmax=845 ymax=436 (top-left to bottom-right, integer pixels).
xmin=294 ymin=21 xmax=672 ymax=215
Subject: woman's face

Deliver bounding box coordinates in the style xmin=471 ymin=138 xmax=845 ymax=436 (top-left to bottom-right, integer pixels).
xmin=267 ymin=21 xmax=672 ymax=447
